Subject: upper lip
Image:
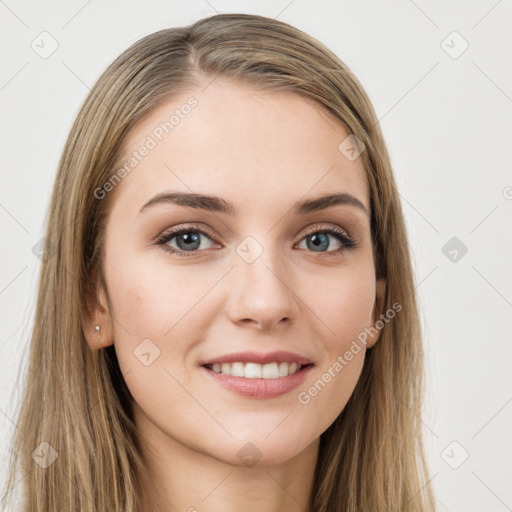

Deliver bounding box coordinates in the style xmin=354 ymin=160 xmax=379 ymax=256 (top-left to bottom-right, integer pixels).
xmin=200 ymin=350 xmax=313 ymax=367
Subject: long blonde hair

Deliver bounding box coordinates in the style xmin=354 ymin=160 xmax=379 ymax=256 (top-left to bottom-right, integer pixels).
xmin=2 ymin=13 xmax=436 ymax=511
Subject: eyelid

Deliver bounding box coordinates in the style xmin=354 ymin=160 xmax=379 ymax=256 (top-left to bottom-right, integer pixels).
xmin=154 ymin=223 xmax=219 ymax=246
xmin=301 ymin=222 xmax=352 ymax=240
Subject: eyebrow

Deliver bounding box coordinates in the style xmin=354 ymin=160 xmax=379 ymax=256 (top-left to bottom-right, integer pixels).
xmin=139 ymin=191 xmax=369 ymax=217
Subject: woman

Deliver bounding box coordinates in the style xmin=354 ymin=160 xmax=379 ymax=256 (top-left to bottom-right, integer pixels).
xmin=2 ymin=13 xmax=437 ymax=512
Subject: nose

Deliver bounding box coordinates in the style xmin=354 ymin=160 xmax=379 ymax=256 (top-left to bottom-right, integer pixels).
xmin=226 ymin=249 xmax=300 ymax=331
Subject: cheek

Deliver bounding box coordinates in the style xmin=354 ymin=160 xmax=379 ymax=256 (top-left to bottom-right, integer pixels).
xmin=102 ymin=247 xmax=170 ymax=372
xmin=105 ymin=247 xmax=205 ymax=338
xmin=104 ymin=250 xmax=220 ymax=383
xmin=285 ymin=263 xmax=374 ymax=434
xmin=105 ymin=261 xmax=199 ymax=429
xmin=315 ymin=263 xmax=375 ymax=350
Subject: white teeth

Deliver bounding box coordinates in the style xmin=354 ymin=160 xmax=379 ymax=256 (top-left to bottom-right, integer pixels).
xmin=209 ymin=361 xmax=303 ymax=378
xmin=231 ymin=362 xmax=245 ymax=377
xmin=244 ymin=363 xmax=262 ymax=378
xmin=262 ymin=362 xmax=279 ymax=379
xmin=279 ymin=362 xmax=289 ymax=377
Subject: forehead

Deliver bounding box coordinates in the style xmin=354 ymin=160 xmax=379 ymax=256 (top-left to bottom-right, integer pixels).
xmin=110 ymin=78 xmax=369 ymax=218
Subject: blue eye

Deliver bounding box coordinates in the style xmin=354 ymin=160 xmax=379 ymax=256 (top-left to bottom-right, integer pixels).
xmin=155 ymin=223 xmax=357 ymax=259
xmin=159 ymin=228 xmax=216 ymax=255
xmin=298 ymin=227 xmax=356 ymax=254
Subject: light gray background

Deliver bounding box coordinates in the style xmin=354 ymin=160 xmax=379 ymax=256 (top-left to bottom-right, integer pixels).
xmin=1 ymin=1 xmax=511 ymax=510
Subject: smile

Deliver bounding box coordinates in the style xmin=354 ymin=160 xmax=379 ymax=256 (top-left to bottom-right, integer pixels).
xmin=200 ymin=353 xmax=314 ymax=399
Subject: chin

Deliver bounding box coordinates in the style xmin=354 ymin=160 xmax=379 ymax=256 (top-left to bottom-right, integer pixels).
xmin=214 ymin=433 xmax=314 ymax=469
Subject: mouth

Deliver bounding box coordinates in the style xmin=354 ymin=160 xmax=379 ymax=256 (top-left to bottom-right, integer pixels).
xmin=199 ymin=352 xmax=314 ymax=399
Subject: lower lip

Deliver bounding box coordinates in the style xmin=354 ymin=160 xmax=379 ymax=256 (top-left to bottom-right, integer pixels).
xmin=200 ymin=365 xmax=313 ymax=399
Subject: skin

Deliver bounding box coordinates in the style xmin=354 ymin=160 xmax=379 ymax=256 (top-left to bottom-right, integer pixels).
xmin=85 ymin=78 xmax=386 ymax=512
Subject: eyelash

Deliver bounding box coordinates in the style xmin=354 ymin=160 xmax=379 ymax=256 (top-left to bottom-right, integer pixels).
xmin=154 ymin=223 xmax=358 ymax=259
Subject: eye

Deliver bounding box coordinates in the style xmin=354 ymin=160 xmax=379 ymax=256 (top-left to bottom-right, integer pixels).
xmin=155 ymin=223 xmax=357 ymax=258
xmin=155 ymin=224 xmax=218 ymax=257
xmin=295 ymin=224 xmax=357 ymax=258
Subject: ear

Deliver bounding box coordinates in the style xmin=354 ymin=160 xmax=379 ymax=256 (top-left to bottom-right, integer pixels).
xmin=82 ymin=272 xmax=115 ymax=350
xmin=365 ymin=277 xmax=387 ymax=349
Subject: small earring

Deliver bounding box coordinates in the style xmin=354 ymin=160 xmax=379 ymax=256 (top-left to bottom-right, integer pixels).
xmin=94 ymin=325 xmax=101 ymax=339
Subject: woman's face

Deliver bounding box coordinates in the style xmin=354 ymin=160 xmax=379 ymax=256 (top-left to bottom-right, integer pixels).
xmin=94 ymin=78 xmax=385 ymax=466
